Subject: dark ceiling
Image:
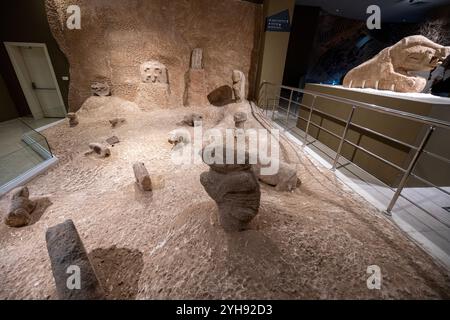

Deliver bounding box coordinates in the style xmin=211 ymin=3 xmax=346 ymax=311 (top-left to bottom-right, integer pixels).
xmin=295 ymin=0 xmax=450 ymax=22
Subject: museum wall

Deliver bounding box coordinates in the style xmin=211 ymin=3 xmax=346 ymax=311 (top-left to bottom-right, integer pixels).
xmin=0 ymin=0 xmax=70 ymax=117
xmin=256 ymin=0 xmax=295 ymax=97
xmin=45 ymin=0 xmax=263 ymax=111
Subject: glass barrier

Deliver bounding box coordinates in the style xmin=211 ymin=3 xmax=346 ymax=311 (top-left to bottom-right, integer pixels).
xmin=0 ymin=118 xmax=53 ymax=187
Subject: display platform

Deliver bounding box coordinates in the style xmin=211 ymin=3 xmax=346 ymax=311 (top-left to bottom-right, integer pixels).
xmin=297 ymin=84 xmax=450 ymax=187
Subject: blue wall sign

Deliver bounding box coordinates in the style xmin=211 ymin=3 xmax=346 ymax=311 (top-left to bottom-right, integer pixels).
xmin=265 ymin=9 xmax=290 ymax=32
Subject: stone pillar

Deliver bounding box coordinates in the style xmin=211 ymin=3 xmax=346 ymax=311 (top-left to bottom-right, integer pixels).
xmin=191 ymin=48 xmax=203 ymax=70
xmin=135 ymin=61 xmax=170 ymax=110
xmin=185 ymin=48 xmax=208 ymax=106
xmin=46 ymin=219 xmax=105 ymax=300
xmin=232 ymin=70 xmax=246 ymax=102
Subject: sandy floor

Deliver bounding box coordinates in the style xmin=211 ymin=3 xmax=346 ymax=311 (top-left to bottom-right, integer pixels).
xmin=0 ymin=96 xmax=449 ymax=299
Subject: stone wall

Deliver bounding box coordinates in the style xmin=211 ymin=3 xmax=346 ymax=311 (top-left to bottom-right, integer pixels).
xmin=46 ymin=0 xmax=262 ymax=111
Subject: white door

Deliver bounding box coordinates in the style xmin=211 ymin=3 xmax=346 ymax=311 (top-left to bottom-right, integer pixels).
xmin=19 ymin=46 xmax=65 ymax=118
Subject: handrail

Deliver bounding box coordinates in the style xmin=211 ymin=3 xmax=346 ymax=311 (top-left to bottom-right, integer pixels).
xmin=260 ymin=81 xmax=450 ymax=129
xmin=257 ymin=81 xmax=450 ymax=227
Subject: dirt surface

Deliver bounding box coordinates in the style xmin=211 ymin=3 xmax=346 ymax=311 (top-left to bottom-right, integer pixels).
xmin=0 ymin=96 xmax=449 ymax=299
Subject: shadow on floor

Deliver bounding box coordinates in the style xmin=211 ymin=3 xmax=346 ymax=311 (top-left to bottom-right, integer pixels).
xmin=89 ymin=246 xmax=144 ymax=299
xmin=29 ymin=197 xmax=53 ymax=225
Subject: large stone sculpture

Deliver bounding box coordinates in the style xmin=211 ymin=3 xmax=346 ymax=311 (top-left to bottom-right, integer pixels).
xmin=343 ymin=35 xmax=450 ymax=93
xmin=185 ymin=48 xmax=208 ymax=106
xmin=46 ymin=219 xmax=105 ymax=300
xmin=232 ymin=70 xmax=246 ymax=102
xmin=200 ymin=147 xmax=260 ymax=232
xmin=4 ymin=186 xmax=36 ymax=227
xmin=135 ymin=61 xmax=170 ymax=109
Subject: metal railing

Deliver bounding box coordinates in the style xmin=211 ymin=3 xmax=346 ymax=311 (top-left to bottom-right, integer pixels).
xmin=256 ymin=81 xmax=450 ymax=222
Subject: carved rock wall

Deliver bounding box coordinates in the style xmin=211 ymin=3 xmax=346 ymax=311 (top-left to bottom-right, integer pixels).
xmin=45 ymin=0 xmax=262 ymax=111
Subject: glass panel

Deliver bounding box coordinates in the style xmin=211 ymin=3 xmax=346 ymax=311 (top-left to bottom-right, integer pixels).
xmin=0 ymin=119 xmax=53 ymax=187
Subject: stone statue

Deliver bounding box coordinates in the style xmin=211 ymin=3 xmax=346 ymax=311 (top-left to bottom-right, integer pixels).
xmin=253 ymin=160 xmax=300 ymax=192
xmin=232 ymin=70 xmax=246 ymax=102
xmin=67 ymin=112 xmax=79 ymax=127
xmin=85 ymin=143 xmax=111 ymax=158
xmin=136 ymin=60 xmax=170 ymax=109
xmin=140 ymin=61 xmax=168 ymax=84
xmin=191 ymin=48 xmax=203 ymax=70
xmin=200 ymin=147 xmax=260 ymax=232
xmin=46 ymin=219 xmax=105 ymax=299
xmin=233 ymin=112 xmax=247 ymax=129
xmin=91 ymin=82 xmax=110 ymax=96
xmin=179 ymin=113 xmax=203 ymax=127
xmin=185 ymin=48 xmax=208 ymax=106
xmin=343 ymin=35 xmax=450 ymax=93
xmin=4 ymin=186 xmax=36 ymax=227
xmin=168 ymin=129 xmax=190 ymax=147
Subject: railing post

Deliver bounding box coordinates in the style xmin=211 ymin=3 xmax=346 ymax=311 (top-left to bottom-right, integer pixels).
xmin=386 ymin=125 xmax=435 ymax=214
xmin=264 ymin=83 xmax=268 ymax=116
xmin=271 ymin=97 xmax=277 ymax=120
xmin=303 ymin=95 xmax=317 ymax=147
xmin=332 ymin=106 xmax=356 ymax=170
xmin=285 ymin=89 xmax=294 ymax=126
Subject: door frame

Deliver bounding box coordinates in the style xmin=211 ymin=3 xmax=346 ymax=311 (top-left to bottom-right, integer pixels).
xmin=4 ymin=42 xmax=66 ymax=119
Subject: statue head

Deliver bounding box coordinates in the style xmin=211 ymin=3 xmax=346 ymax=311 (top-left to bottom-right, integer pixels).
xmin=390 ymin=35 xmax=450 ymax=72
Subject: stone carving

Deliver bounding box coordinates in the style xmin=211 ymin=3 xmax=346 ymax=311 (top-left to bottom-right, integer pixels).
xmin=343 ymin=35 xmax=450 ymax=93
xmin=136 ymin=61 xmax=170 ymax=109
xmin=46 ymin=219 xmax=105 ymax=300
xmin=109 ymin=118 xmax=126 ymax=128
xmin=140 ymin=61 xmax=168 ymax=84
xmin=133 ymin=162 xmax=152 ymax=191
xmin=253 ymin=160 xmax=300 ymax=192
xmin=191 ymin=48 xmax=203 ymax=70
xmin=232 ymin=70 xmax=246 ymax=102
xmin=67 ymin=112 xmax=79 ymax=127
xmin=106 ymin=136 xmax=120 ymax=146
xmin=4 ymin=186 xmax=36 ymax=227
xmin=207 ymin=85 xmax=233 ymax=106
xmin=233 ymin=112 xmax=247 ymax=129
xmin=179 ymin=113 xmax=203 ymax=127
xmin=168 ymin=129 xmax=190 ymax=147
xmin=91 ymin=82 xmax=110 ymax=96
xmin=85 ymin=143 xmax=111 ymax=158
xmin=185 ymin=48 xmax=208 ymax=106
xmin=200 ymin=147 xmax=260 ymax=232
